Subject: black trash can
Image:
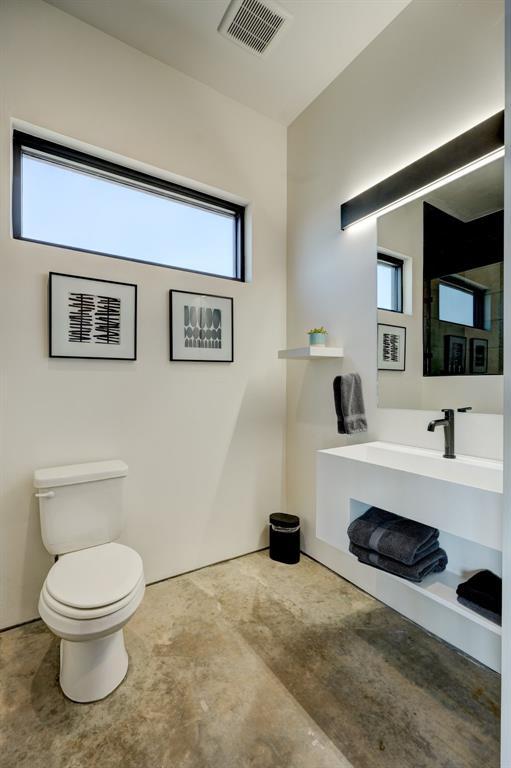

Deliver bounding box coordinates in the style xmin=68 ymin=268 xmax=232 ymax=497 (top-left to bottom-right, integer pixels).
xmin=269 ymin=513 xmax=300 ymax=564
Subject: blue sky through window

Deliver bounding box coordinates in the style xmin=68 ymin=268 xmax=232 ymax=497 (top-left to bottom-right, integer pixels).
xmin=21 ymin=154 xmax=236 ymax=278
xmin=377 ymin=260 xmax=402 ymax=311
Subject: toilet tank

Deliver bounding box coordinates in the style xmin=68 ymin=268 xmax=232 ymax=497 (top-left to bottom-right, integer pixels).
xmin=34 ymin=460 xmax=128 ymax=555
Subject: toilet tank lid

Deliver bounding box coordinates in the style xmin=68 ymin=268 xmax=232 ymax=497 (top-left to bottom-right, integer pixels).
xmin=34 ymin=460 xmax=128 ymax=488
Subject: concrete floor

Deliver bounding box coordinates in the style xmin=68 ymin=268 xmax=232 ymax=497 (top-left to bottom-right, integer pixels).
xmin=0 ymin=551 xmax=500 ymax=768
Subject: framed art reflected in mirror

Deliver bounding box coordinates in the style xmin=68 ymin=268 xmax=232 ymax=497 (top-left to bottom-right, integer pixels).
xmin=378 ymin=324 xmax=406 ymax=371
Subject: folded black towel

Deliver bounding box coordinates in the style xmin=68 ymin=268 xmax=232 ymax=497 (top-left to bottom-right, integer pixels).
xmin=456 ymin=570 xmax=501 ymax=618
xmin=349 ymin=541 xmax=448 ymax=583
xmin=348 ymin=507 xmax=439 ymax=566
xmin=333 ymin=373 xmax=367 ymax=435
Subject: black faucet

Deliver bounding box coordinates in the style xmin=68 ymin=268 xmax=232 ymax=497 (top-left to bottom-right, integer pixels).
xmin=427 ymin=409 xmax=456 ymax=459
xmin=427 ymin=407 xmax=472 ymax=459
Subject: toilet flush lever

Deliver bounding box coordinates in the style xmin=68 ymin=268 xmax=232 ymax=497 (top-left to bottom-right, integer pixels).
xmin=35 ymin=491 xmax=55 ymax=498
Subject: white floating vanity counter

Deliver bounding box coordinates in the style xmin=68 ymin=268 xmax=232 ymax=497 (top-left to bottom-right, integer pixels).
xmin=317 ymin=441 xmax=502 ymax=552
xmin=316 ymin=440 xmax=503 ymax=671
xmin=339 ymin=441 xmax=502 ymax=491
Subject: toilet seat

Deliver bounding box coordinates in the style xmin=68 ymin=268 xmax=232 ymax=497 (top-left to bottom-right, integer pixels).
xmin=46 ymin=542 xmax=143 ymax=609
xmin=41 ymin=574 xmax=145 ymax=620
xmin=38 ymin=573 xmax=145 ymax=644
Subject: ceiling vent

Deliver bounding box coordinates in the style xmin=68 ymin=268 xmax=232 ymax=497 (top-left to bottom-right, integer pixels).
xmin=218 ymin=0 xmax=291 ymax=57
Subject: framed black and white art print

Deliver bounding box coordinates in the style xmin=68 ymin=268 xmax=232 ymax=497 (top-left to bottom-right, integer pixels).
xmin=377 ymin=323 xmax=406 ymax=371
xmin=49 ymin=273 xmax=137 ymax=360
xmin=444 ymin=334 xmax=467 ymax=375
xmin=470 ymin=338 xmax=488 ymax=374
xmin=170 ymin=290 xmax=233 ymax=362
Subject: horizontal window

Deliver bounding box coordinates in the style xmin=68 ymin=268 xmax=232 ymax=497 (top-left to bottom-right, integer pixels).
xmin=377 ymin=254 xmax=403 ymax=312
xmin=13 ymin=131 xmax=245 ymax=281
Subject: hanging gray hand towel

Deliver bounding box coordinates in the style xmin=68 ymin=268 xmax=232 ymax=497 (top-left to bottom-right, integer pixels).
xmin=347 ymin=507 xmax=439 ymax=566
xmin=349 ymin=542 xmax=448 ymax=583
xmin=333 ymin=373 xmax=367 ymax=435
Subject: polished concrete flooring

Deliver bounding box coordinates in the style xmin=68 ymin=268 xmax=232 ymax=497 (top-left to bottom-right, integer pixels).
xmin=0 ymin=551 xmax=500 ymax=768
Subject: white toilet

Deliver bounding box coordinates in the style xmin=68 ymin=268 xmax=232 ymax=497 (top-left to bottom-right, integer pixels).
xmin=34 ymin=460 xmax=145 ymax=703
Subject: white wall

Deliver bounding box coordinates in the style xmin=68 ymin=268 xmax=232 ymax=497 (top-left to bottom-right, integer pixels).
xmin=287 ymin=0 xmax=504 ymax=570
xmin=0 ymin=0 xmax=287 ymax=628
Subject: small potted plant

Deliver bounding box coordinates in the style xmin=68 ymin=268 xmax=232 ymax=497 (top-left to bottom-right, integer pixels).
xmin=307 ymin=327 xmax=328 ymax=346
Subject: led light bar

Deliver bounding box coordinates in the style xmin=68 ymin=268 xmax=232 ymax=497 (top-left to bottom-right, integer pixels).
xmin=340 ymin=111 xmax=504 ymax=230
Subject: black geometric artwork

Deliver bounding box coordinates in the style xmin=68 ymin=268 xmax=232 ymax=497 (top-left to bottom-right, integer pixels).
xmin=68 ymin=293 xmax=95 ymax=343
xmin=67 ymin=292 xmax=121 ymax=345
xmin=381 ymin=330 xmax=401 ymax=364
xmin=94 ymin=295 xmax=121 ymax=344
xmin=183 ymin=304 xmax=222 ymax=348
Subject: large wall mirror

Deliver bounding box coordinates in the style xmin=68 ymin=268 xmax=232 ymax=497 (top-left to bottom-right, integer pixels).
xmin=377 ymin=155 xmax=504 ymax=414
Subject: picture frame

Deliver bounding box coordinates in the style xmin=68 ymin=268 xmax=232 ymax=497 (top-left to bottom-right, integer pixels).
xmin=377 ymin=323 xmax=406 ymax=371
xmin=49 ymin=272 xmax=137 ymax=360
xmin=470 ymin=337 xmax=488 ymax=374
xmin=444 ymin=334 xmax=467 ymax=375
xmin=169 ymin=290 xmax=233 ymax=362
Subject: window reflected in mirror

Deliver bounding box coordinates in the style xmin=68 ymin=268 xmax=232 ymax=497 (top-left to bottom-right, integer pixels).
xmin=438 ymin=283 xmax=477 ymax=327
xmin=377 ymin=254 xmax=403 ymax=313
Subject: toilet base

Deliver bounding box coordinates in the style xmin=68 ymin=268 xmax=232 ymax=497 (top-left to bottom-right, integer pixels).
xmin=60 ymin=629 xmax=128 ymax=703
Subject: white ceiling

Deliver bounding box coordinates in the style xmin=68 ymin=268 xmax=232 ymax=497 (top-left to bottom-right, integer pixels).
xmin=45 ymin=0 xmax=411 ymax=125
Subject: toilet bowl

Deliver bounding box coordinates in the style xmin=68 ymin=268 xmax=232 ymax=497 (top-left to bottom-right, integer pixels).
xmin=34 ymin=460 xmax=145 ymax=703
xmin=38 ymin=542 xmax=145 ymax=702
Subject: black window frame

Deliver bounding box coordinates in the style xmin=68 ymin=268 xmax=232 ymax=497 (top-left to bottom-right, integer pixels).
xmin=377 ymin=253 xmax=403 ymax=313
xmin=12 ymin=130 xmax=246 ymax=282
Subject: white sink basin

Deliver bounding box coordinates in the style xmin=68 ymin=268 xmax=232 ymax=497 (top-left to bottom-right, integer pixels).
xmin=321 ymin=440 xmax=502 ymax=494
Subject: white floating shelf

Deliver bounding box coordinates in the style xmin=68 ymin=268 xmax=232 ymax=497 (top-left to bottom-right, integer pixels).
xmin=402 ymin=568 xmax=501 ymax=635
xmin=349 ymin=553 xmax=501 ymax=637
xmin=278 ymin=346 xmax=344 ymax=360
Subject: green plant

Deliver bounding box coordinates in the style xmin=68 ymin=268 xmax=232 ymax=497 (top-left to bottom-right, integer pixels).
xmin=307 ymin=327 xmax=328 ymax=335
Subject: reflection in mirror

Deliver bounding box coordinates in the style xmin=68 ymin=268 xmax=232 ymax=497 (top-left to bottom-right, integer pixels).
xmin=377 ymin=157 xmax=503 ymax=414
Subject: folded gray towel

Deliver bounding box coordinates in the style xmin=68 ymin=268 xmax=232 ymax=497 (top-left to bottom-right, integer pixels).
xmin=333 ymin=373 xmax=367 ymax=435
xmin=457 ymin=596 xmax=501 ymax=626
xmin=349 ymin=542 xmax=447 ymax=583
xmin=348 ymin=507 xmax=439 ymax=566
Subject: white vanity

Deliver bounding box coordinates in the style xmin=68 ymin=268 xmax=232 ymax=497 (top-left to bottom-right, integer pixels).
xmin=316 ymin=440 xmax=502 ymax=671
xmin=324 ymin=147 xmax=506 ymax=673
